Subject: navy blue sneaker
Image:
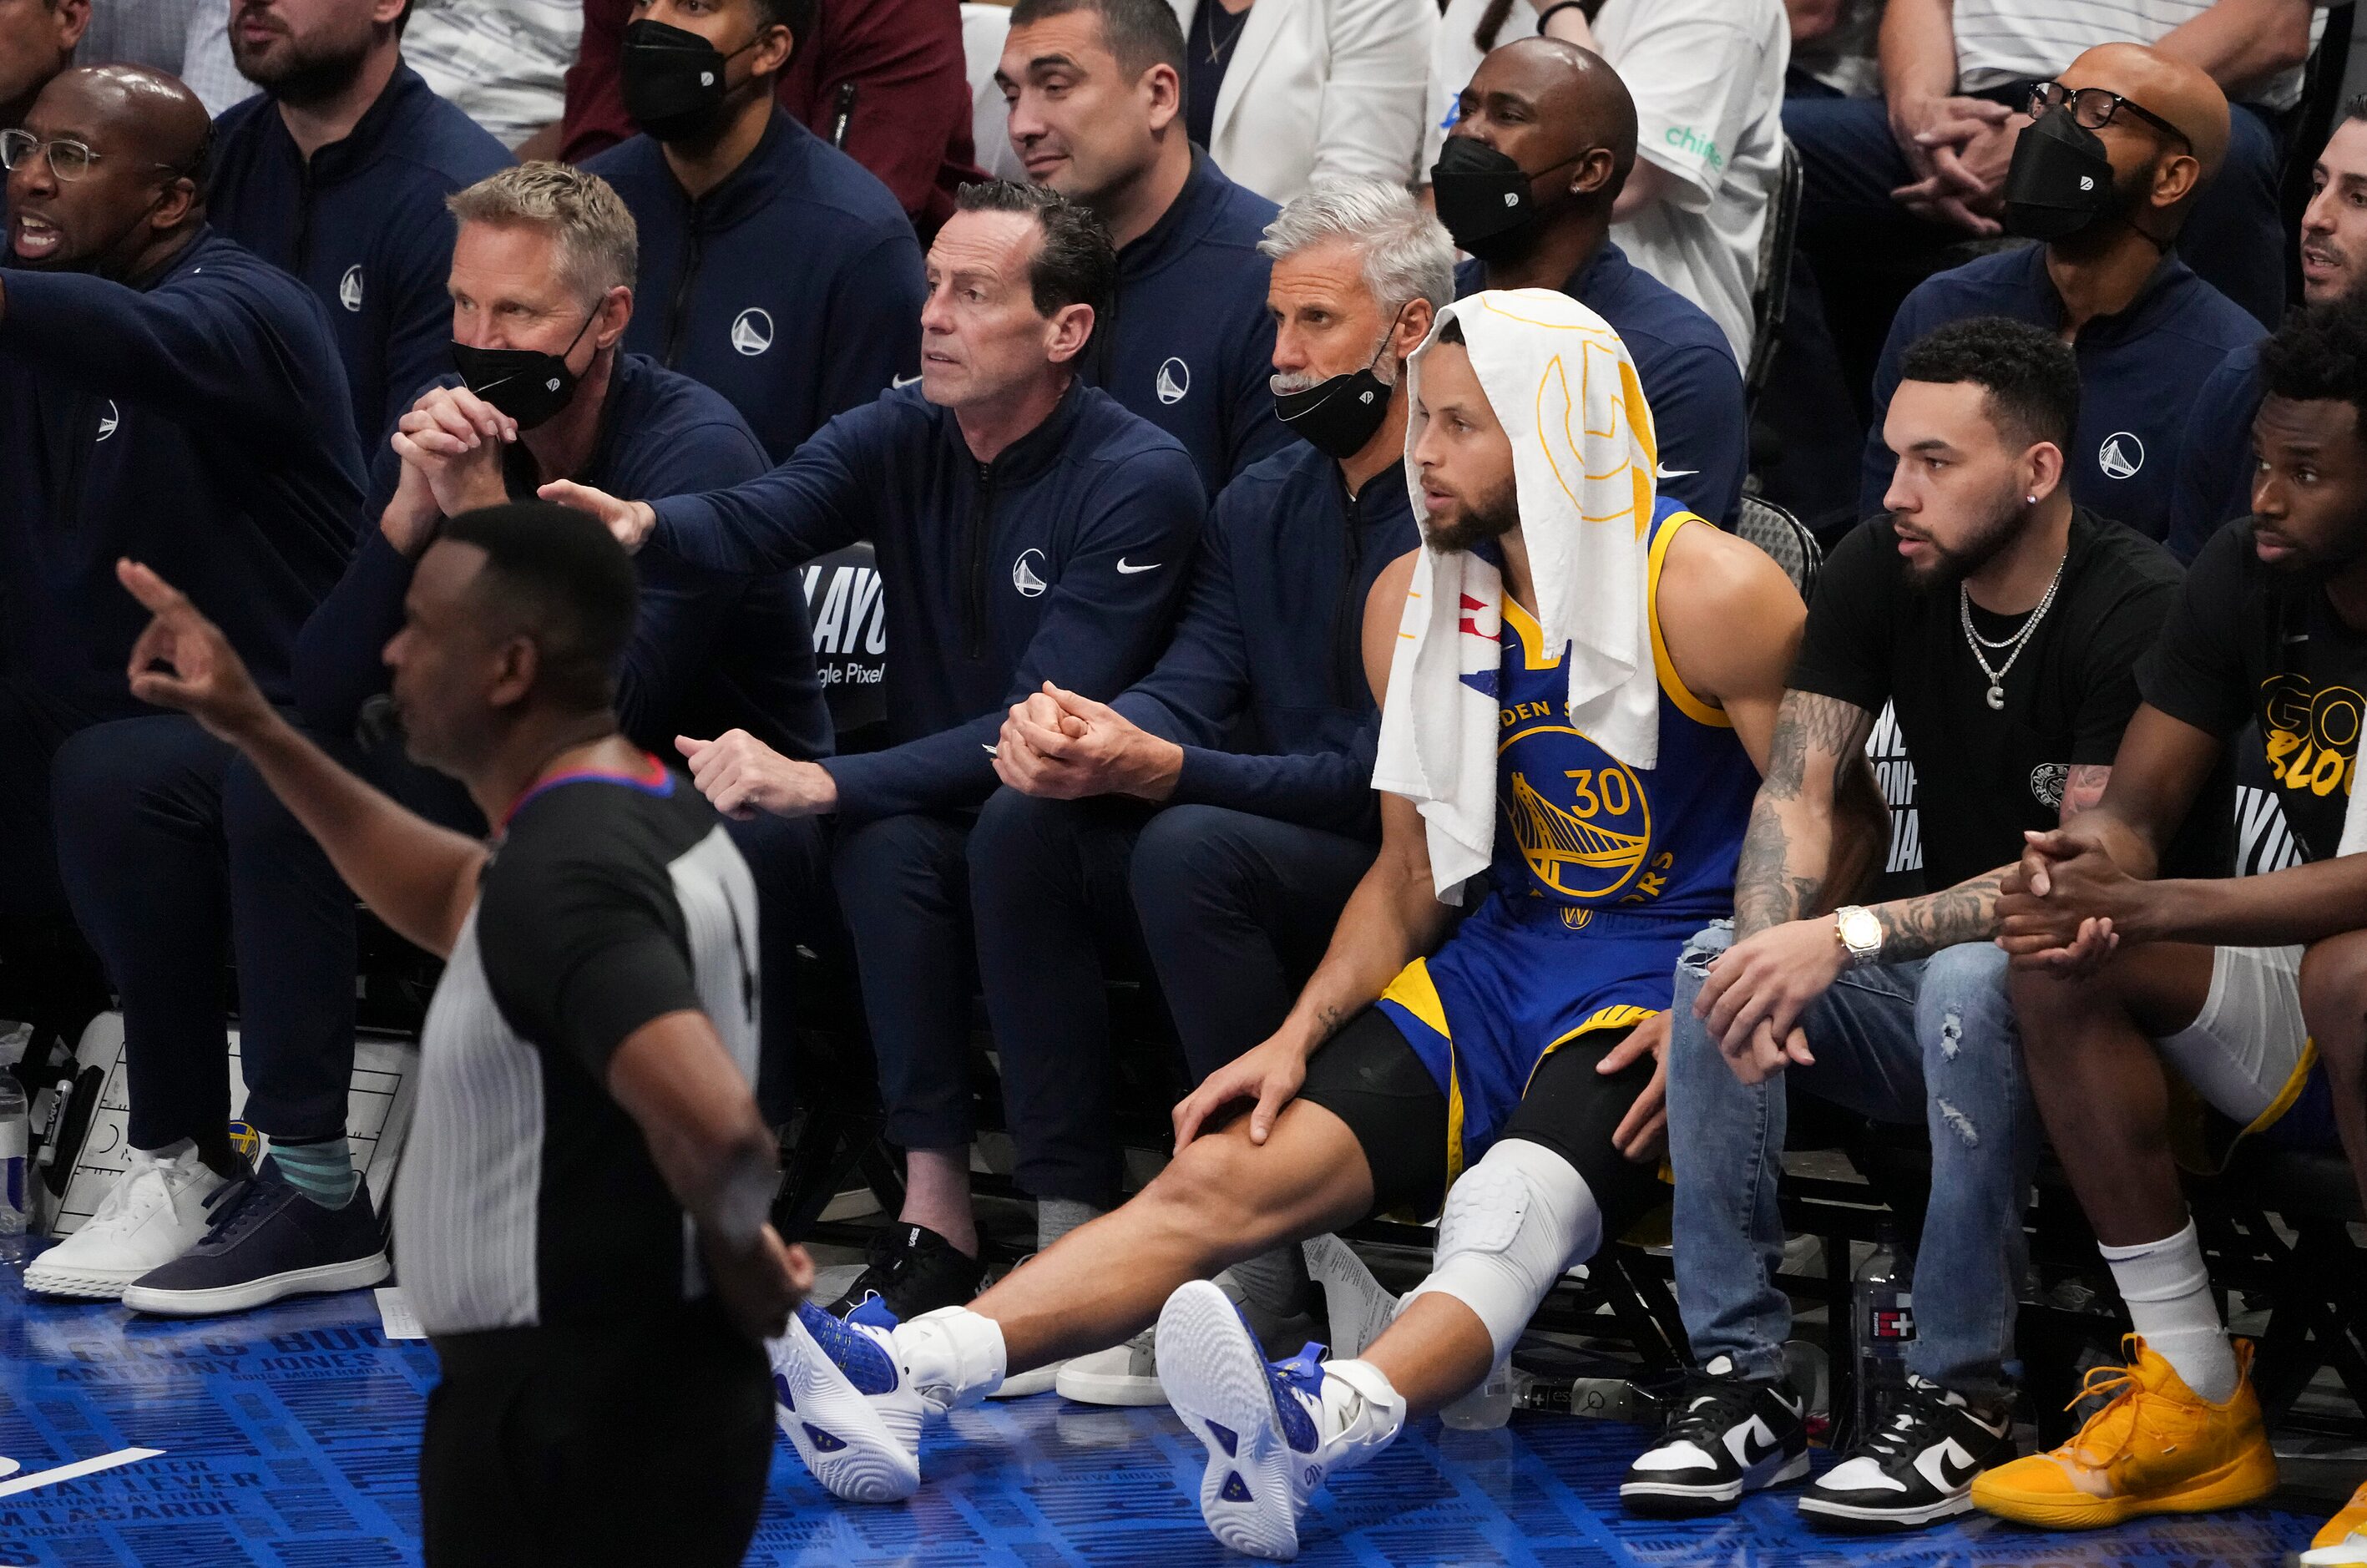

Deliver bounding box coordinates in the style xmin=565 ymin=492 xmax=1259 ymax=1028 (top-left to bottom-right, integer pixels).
xmin=119 ymin=1156 xmax=389 ymax=1316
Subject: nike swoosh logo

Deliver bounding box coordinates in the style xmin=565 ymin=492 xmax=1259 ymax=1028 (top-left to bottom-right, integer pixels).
xmin=891 ymin=373 xmax=922 ymax=388
xmin=1737 ymin=1423 xmax=1782 ymax=1466
xmin=1116 ymin=559 xmax=1160 ymax=574
xmin=2284 ymin=632 xmax=2311 ymax=644
xmin=1655 ymin=467 xmax=1698 ymax=480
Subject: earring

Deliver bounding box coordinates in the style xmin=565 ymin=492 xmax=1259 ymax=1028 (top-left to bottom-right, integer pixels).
xmin=2026 ymin=494 xmax=2038 ymax=506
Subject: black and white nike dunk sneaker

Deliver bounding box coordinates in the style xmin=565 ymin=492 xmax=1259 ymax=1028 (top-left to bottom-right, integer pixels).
xmin=1621 ymin=1355 xmax=1809 ymax=1515
xmin=1797 ymin=1376 xmax=2015 ymax=1530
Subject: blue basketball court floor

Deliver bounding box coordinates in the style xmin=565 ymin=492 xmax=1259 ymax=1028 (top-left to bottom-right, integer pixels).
xmin=0 ymin=1265 xmax=2340 ymax=1566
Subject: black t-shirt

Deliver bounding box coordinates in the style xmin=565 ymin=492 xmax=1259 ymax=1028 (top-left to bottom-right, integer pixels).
xmin=2140 ymin=519 xmax=2367 ymax=862
xmin=398 ymin=767 xmax=763 ymax=1335
xmin=1790 ymin=508 xmax=2230 ymax=889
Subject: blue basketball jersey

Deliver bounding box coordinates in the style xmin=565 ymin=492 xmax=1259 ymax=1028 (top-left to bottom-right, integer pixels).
xmin=1487 ymin=504 xmax=1758 ymax=926
xmin=1373 ymin=502 xmax=1767 ymax=1189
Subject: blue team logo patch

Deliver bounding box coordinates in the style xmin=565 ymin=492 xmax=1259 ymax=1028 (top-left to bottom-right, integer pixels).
xmin=1500 ymin=720 xmax=1652 ymax=900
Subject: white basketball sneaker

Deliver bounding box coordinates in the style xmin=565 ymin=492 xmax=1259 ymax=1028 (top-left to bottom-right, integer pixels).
xmin=767 ymin=1297 xmax=1006 ymax=1503
xmin=25 ymin=1145 xmax=230 ymax=1300
xmin=1156 ymin=1278 xmax=1406 ymax=1560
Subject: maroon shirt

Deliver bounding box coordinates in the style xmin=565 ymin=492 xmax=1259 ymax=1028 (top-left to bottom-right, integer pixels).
xmin=562 ymin=0 xmax=983 ymax=233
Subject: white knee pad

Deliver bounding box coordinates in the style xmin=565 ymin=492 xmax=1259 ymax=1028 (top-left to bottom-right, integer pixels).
xmin=1398 ymin=1138 xmax=1601 ymax=1363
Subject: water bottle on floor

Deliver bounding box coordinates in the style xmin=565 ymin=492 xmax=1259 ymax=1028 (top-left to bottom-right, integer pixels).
xmin=1851 ymin=1223 xmax=1915 ymax=1448
xmin=0 ymin=1071 xmax=28 ymax=1264
xmin=1440 ymin=1358 xmax=1514 ymax=1430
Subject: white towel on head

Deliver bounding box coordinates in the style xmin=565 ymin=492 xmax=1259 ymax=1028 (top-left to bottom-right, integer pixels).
xmin=1373 ymin=288 xmax=1661 ymax=900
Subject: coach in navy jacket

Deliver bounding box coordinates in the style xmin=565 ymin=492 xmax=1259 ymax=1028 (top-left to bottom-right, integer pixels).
xmin=295 ymin=355 xmax=831 ymax=766
xmin=584 ymin=0 xmax=923 ymax=464
xmin=550 ymin=185 xmax=1202 ymax=1304
xmin=1861 ymin=247 xmax=2260 ymax=545
xmin=3 ymin=68 xmax=370 ymax=1302
xmin=999 ymin=0 xmax=1291 ymax=497
xmin=968 ymin=181 xmax=1447 ymax=1252
xmin=210 ymin=17 xmax=510 ymax=445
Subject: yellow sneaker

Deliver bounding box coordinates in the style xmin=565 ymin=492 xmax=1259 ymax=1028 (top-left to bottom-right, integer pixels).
xmin=2302 ymin=1479 xmax=2367 ymax=1565
xmin=1969 ymin=1335 xmax=2277 ymax=1530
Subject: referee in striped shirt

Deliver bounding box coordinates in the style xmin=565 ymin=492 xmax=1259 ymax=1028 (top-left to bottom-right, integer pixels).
xmin=109 ymin=499 xmax=811 ymax=1566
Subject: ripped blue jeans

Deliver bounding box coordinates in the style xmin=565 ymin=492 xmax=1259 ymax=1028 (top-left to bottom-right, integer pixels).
xmin=1667 ymin=922 xmax=2036 ymax=1399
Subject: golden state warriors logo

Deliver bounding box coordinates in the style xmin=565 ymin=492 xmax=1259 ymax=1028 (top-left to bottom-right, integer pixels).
xmin=1500 ymin=715 xmax=1651 ymax=899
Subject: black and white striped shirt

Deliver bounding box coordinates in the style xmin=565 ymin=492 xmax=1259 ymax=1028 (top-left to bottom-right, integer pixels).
xmin=397 ymin=763 xmax=761 ymax=1337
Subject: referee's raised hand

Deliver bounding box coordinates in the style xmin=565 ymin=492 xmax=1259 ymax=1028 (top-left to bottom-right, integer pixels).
xmin=118 ymin=557 xmax=277 ymax=745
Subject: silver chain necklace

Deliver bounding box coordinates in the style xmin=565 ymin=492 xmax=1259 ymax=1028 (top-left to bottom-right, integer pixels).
xmin=1959 ymin=558 xmax=2066 ymax=711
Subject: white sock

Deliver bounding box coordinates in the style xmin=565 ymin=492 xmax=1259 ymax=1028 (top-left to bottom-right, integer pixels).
xmin=893 ymin=1305 xmax=1009 ymax=1408
xmin=1316 ymin=1357 xmax=1407 ymax=1466
xmin=2099 ymin=1221 xmax=2238 ymax=1404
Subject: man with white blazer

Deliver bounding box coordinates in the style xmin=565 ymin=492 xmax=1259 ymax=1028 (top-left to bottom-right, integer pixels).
xmin=1163 ymin=0 xmax=1434 ymax=204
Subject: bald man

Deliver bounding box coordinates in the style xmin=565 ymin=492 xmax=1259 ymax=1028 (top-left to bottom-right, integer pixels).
xmin=1434 ymin=38 xmax=1746 ymax=525
xmin=0 ymin=67 xmax=374 ymax=1313
xmin=1855 ymin=43 xmax=2262 ymax=544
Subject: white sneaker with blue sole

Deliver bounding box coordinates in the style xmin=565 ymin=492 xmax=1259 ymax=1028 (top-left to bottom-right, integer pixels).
xmin=769 ymin=1297 xmax=930 ymax=1502
xmin=1155 ymin=1277 xmax=1404 ymax=1560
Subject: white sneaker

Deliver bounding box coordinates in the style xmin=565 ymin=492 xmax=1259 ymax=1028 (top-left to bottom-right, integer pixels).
xmin=766 ymin=1297 xmax=1006 ymax=1503
xmin=1057 ymin=1327 xmax=1165 ymax=1407
xmin=988 ymin=1361 xmax=1063 ymax=1399
xmin=1156 ymin=1278 xmax=1405 ymax=1560
xmin=769 ymin=1299 xmax=932 ymax=1502
xmin=24 ymin=1146 xmax=227 ymax=1300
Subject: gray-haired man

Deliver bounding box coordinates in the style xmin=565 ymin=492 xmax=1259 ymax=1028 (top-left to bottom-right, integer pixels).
xmin=958 ymin=176 xmax=1445 ymax=1401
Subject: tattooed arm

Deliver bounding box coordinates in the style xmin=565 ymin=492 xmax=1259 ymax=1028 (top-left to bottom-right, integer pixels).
xmin=1732 ymin=690 xmax=1881 ymax=938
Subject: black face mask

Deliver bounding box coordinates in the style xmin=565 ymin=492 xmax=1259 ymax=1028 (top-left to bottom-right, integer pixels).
xmin=1429 ymin=136 xmax=1578 ymax=262
xmin=450 ymin=309 xmax=598 ymax=431
xmin=1274 ymin=310 xmax=1408 ymax=459
xmin=620 ymin=19 xmax=756 ymax=143
xmin=2002 ymin=105 xmax=2117 ymax=241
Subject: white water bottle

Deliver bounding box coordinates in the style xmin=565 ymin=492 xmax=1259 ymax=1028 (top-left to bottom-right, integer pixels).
xmin=1440 ymin=1357 xmax=1515 ymax=1430
xmin=0 ymin=1072 xmax=28 ymax=1262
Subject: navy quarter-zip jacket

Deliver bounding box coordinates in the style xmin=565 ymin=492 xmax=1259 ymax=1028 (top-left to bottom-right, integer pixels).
xmin=648 ymin=381 xmax=1205 ymax=820
xmin=1115 ymin=444 xmax=1417 ymax=837
xmin=295 ymin=354 xmax=832 ymax=763
xmin=0 ymin=228 xmax=365 ymax=721
xmin=2167 ymin=340 xmax=2263 ymax=564
xmin=587 ymin=110 xmax=926 ymax=463
xmin=210 ymin=63 xmax=512 ymax=444
xmin=1863 ymin=246 xmax=2262 ymax=540
xmin=1081 ymin=151 xmax=1293 ymax=498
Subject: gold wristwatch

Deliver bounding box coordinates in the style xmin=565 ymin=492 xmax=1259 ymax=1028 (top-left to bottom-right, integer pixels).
xmin=1833 ymin=905 xmax=1884 ymax=969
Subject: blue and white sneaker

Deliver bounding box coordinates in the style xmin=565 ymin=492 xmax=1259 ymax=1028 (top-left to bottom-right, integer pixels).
xmin=770 ymin=1297 xmax=931 ymax=1502
xmin=1156 ymin=1278 xmax=1405 ymax=1560
xmin=767 ymin=1295 xmax=1010 ymax=1503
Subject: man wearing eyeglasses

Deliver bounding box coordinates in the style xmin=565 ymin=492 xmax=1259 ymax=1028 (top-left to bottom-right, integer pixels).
xmin=0 ymin=64 xmax=365 ymax=1299
xmin=1854 ymin=43 xmax=2263 ymax=545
